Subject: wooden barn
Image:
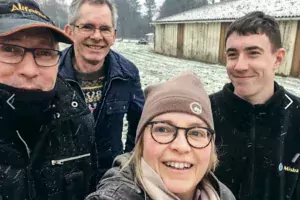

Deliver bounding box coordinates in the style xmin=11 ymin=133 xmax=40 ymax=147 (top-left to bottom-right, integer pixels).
xmin=152 ymin=0 xmax=300 ymax=77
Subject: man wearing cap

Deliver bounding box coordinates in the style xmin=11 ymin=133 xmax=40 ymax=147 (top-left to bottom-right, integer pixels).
xmin=59 ymin=0 xmax=144 ymax=180
xmin=0 ymin=0 xmax=95 ymax=199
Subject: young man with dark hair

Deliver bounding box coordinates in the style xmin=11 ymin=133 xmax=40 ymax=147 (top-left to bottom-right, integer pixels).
xmin=210 ymin=11 xmax=300 ymax=200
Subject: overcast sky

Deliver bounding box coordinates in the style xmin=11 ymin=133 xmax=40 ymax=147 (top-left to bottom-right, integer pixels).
xmin=65 ymin=0 xmax=165 ymax=8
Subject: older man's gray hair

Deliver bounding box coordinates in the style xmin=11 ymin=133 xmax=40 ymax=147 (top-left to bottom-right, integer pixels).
xmin=68 ymin=0 xmax=118 ymax=29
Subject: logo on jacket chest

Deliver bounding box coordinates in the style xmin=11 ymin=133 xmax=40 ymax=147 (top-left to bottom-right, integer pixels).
xmin=278 ymin=153 xmax=300 ymax=173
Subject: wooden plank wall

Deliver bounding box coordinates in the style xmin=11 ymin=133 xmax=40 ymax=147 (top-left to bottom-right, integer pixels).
xmin=183 ymin=23 xmax=221 ymax=63
xmin=177 ymin=24 xmax=185 ymax=58
xmin=163 ymin=24 xmax=178 ymax=56
xmin=278 ymin=21 xmax=298 ymax=76
xmin=219 ymin=22 xmax=231 ymax=65
xmin=154 ymin=24 xmax=164 ymax=53
xmin=291 ymin=21 xmax=300 ymax=77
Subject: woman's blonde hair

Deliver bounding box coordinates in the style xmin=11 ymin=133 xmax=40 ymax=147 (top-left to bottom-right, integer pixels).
xmin=122 ymin=127 xmax=219 ymax=191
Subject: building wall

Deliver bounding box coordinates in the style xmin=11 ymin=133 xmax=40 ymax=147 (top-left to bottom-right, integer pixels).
xmin=291 ymin=21 xmax=300 ymax=77
xmin=219 ymin=22 xmax=231 ymax=65
xmin=183 ymin=23 xmax=221 ymax=63
xmin=154 ymin=24 xmax=163 ymax=53
xmin=154 ymin=24 xmax=178 ymax=56
xmin=277 ymin=21 xmax=298 ymax=76
xmin=154 ymin=20 xmax=300 ymax=77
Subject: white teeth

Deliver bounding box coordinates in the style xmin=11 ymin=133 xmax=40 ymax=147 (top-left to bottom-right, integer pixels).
xmin=87 ymin=45 xmax=104 ymax=50
xmin=165 ymin=161 xmax=192 ymax=169
xmin=180 ymin=163 xmax=184 ymax=169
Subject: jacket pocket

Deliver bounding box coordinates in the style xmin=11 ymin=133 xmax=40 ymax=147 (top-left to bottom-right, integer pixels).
xmin=106 ymin=101 xmax=129 ymax=115
xmin=64 ymin=171 xmax=85 ymax=200
xmin=45 ymin=153 xmax=91 ymax=199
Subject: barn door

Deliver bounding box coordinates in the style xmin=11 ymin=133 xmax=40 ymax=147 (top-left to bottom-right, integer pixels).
xmin=219 ymin=22 xmax=231 ymax=65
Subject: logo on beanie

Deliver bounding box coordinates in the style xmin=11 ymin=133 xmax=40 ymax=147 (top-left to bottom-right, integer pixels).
xmin=190 ymin=102 xmax=202 ymax=115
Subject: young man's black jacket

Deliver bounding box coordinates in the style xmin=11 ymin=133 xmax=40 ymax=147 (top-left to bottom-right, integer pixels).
xmin=210 ymin=82 xmax=300 ymax=200
xmin=0 ymin=76 xmax=95 ymax=200
xmin=59 ymin=46 xmax=144 ymax=180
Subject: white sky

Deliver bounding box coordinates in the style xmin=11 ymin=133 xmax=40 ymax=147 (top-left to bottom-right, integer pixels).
xmin=65 ymin=0 xmax=165 ymax=8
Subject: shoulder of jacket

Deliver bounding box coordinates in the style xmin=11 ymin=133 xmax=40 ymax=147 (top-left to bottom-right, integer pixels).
xmin=207 ymin=173 xmax=236 ymax=200
xmin=218 ymin=181 xmax=236 ymax=200
xmin=86 ymin=179 xmax=143 ymax=200
xmin=284 ymin=91 xmax=300 ymax=105
xmin=209 ymin=89 xmax=227 ymax=109
xmin=109 ymin=50 xmax=139 ymax=77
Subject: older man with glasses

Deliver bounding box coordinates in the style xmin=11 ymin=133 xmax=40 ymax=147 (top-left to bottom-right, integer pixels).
xmin=0 ymin=0 xmax=96 ymax=199
xmin=59 ymin=0 xmax=145 ymax=184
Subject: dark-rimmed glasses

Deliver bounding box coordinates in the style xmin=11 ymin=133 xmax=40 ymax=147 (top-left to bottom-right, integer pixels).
xmin=72 ymin=24 xmax=115 ymax=37
xmin=0 ymin=43 xmax=61 ymax=67
xmin=146 ymin=121 xmax=214 ymax=149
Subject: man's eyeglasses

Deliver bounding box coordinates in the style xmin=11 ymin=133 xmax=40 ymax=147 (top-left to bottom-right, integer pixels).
xmin=146 ymin=121 xmax=215 ymax=149
xmin=0 ymin=43 xmax=61 ymax=67
xmin=72 ymin=24 xmax=115 ymax=37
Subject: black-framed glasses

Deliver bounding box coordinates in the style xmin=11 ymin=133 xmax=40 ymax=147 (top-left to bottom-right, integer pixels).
xmin=72 ymin=24 xmax=115 ymax=37
xmin=0 ymin=43 xmax=61 ymax=67
xmin=146 ymin=121 xmax=215 ymax=149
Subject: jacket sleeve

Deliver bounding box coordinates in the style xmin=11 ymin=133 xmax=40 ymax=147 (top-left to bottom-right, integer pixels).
xmin=85 ymin=178 xmax=144 ymax=200
xmin=292 ymin=176 xmax=300 ymax=200
xmin=125 ymin=71 xmax=144 ymax=152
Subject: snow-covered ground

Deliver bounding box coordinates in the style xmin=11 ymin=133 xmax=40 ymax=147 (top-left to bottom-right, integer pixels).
xmin=112 ymin=41 xmax=300 ymax=97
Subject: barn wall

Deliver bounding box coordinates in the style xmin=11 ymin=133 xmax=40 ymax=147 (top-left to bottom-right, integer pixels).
xmin=291 ymin=20 xmax=300 ymax=77
xmin=154 ymin=19 xmax=300 ymax=77
xmin=177 ymin=23 xmax=185 ymax=58
xmin=278 ymin=21 xmax=298 ymax=76
xmin=154 ymin=24 xmax=164 ymax=53
xmin=154 ymin=24 xmax=178 ymax=56
xmin=182 ymin=22 xmax=221 ymax=63
xmin=219 ymin=22 xmax=231 ymax=65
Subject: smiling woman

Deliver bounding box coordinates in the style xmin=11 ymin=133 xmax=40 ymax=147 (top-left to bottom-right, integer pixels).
xmin=85 ymin=72 xmax=236 ymax=200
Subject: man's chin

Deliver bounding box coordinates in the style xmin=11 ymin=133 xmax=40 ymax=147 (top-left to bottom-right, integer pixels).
xmin=83 ymin=57 xmax=105 ymax=66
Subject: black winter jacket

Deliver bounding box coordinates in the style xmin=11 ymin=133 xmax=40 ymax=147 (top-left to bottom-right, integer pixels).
xmin=210 ymin=82 xmax=300 ymax=200
xmin=0 ymin=76 xmax=95 ymax=200
xmin=85 ymin=153 xmax=236 ymax=200
xmin=59 ymin=46 xmax=144 ymax=180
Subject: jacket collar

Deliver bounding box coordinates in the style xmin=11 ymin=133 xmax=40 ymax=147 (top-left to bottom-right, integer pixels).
xmin=0 ymin=76 xmax=89 ymax=143
xmin=59 ymin=45 xmax=127 ymax=81
xmin=52 ymin=75 xmax=90 ymax=120
xmin=0 ymin=75 xmax=89 ymax=121
xmin=222 ymin=81 xmax=285 ymax=112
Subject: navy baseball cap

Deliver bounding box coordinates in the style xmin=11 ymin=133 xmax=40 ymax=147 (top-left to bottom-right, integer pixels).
xmin=0 ymin=0 xmax=72 ymax=44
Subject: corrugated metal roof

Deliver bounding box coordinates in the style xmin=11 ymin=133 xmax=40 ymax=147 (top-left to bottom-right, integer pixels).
xmin=154 ymin=0 xmax=300 ymax=23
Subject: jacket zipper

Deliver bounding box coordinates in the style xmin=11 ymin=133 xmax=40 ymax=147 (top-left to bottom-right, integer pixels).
xmin=16 ymin=130 xmax=35 ymax=199
xmin=95 ymin=77 xmax=128 ymax=125
xmin=51 ymin=153 xmax=91 ymax=166
xmin=249 ymin=114 xmax=256 ymax=195
xmin=16 ymin=130 xmax=31 ymax=158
